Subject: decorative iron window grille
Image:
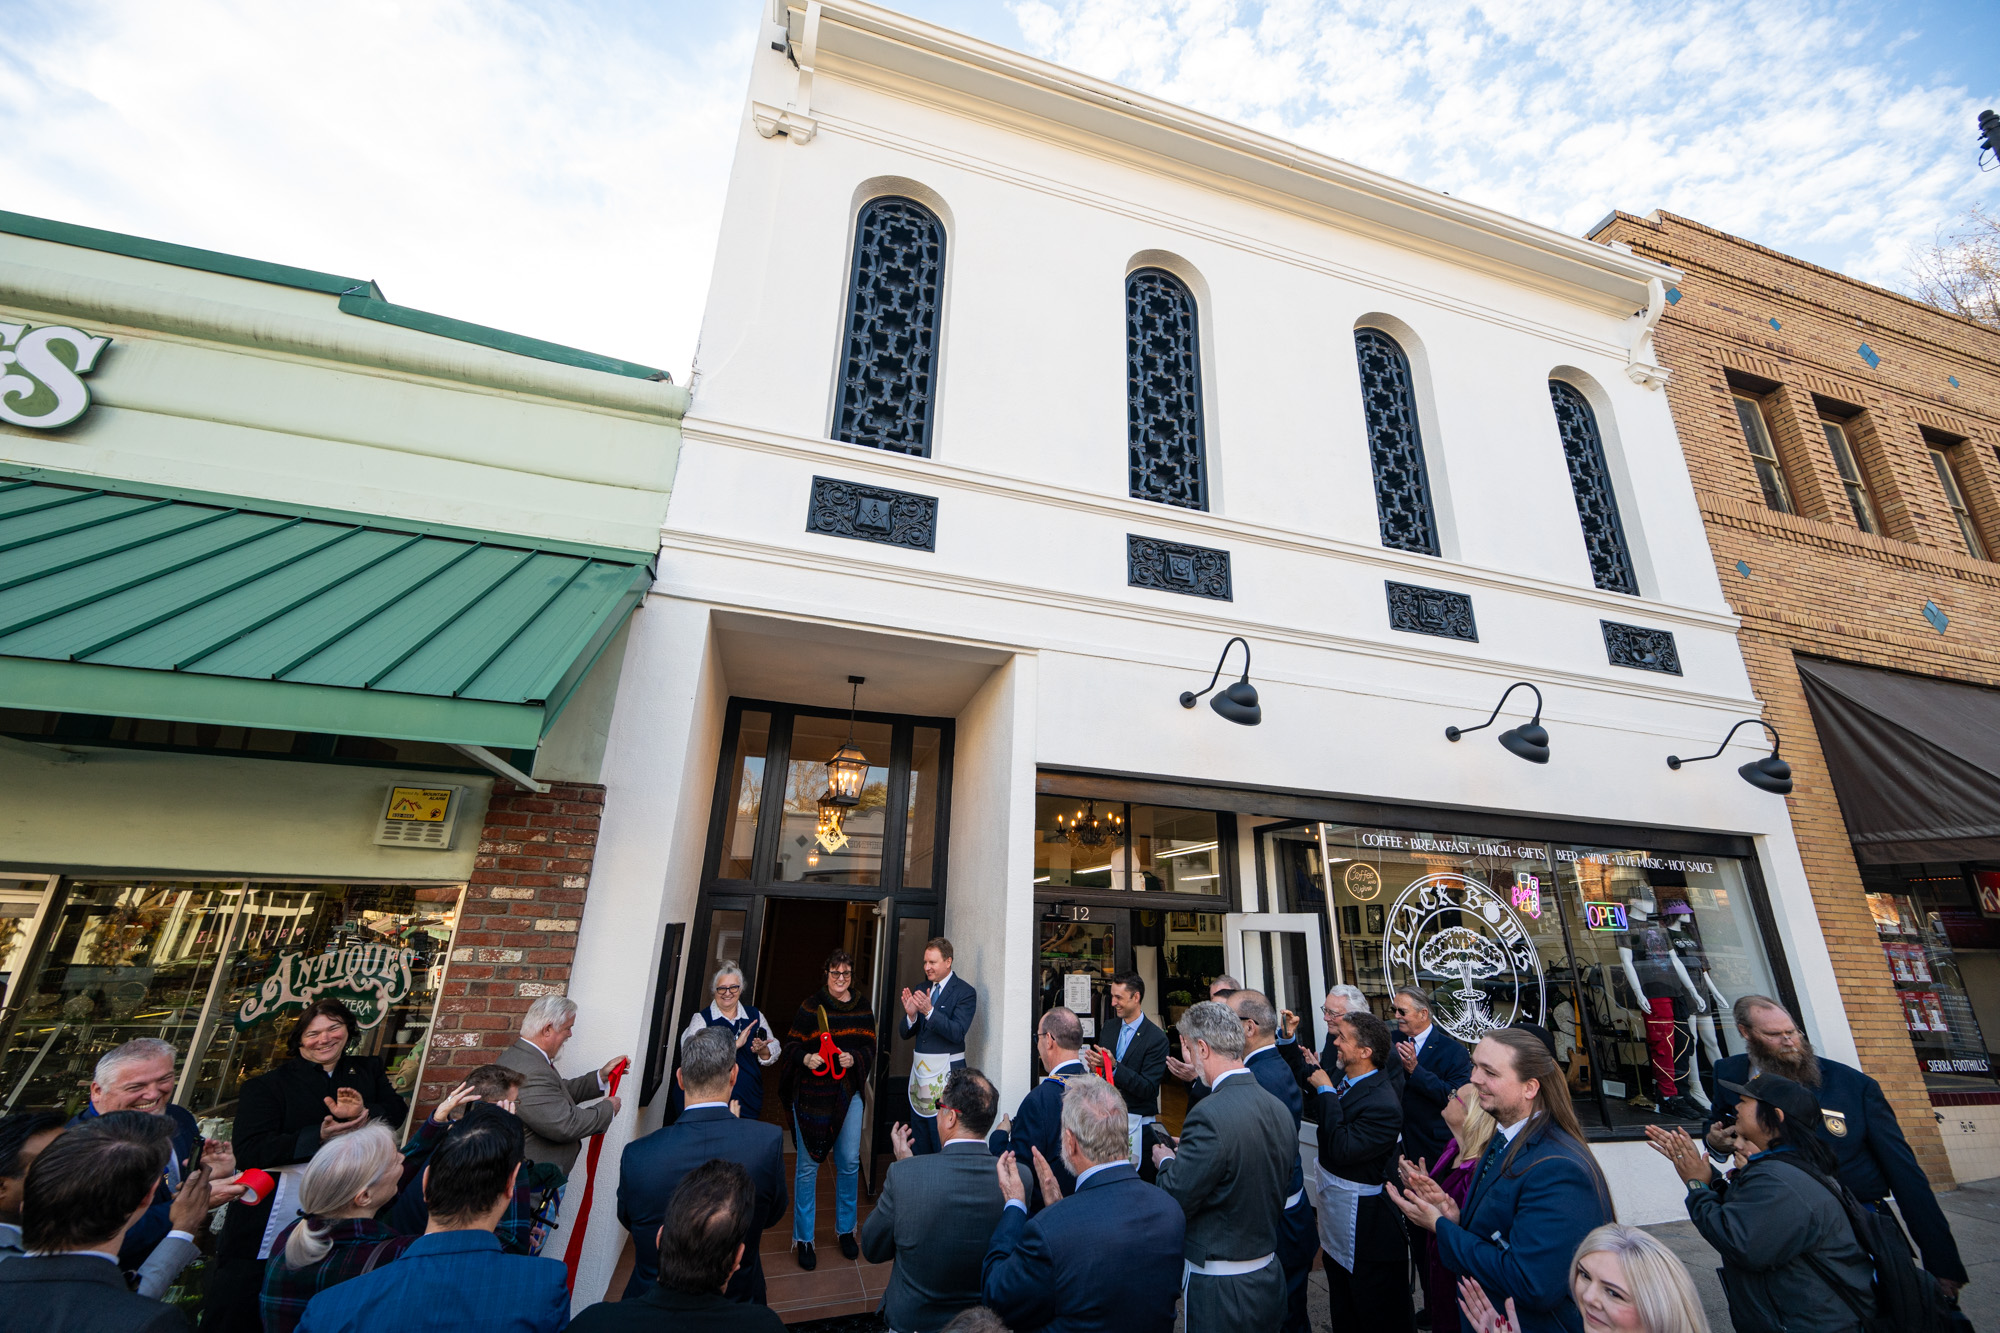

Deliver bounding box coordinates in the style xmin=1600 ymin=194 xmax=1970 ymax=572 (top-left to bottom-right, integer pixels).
xmin=1354 ymin=328 xmax=1439 ymax=555
xmin=1126 ymin=268 xmax=1208 ymax=510
xmin=834 ymin=197 xmax=946 ymax=456
xmin=1548 ymin=381 xmax=1638 ymax=594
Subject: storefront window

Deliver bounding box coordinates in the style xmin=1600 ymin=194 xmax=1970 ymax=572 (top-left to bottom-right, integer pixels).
xmin=0 ymin=879 xmax=460 ymax=1134
xmin=903 ymin=727 xmax=943 ymax=889
xmin=1269 ymin=822 xmax=1780 ymax=1134
xmin=717 ymin=711 xmax=770 ymax=880
xmin=1032 ymin=796 xmax=1222 ymax=897
xmin=775 ymin=717 xmax=893 ymax=885
xmin=1859 ymin=863 xmax=1996 ymax=1087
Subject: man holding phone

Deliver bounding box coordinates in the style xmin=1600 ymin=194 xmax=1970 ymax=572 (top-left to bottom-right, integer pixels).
xmin=66 ymin=1038 xmax=244 ymax=1274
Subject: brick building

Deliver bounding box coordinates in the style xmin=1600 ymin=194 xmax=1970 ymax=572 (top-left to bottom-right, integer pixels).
xmin=1593 ymin=209 xmax=2000 ymax=1185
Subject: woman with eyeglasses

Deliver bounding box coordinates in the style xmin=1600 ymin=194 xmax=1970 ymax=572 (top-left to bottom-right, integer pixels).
xmin=672 ymin=962 xmax=779 ymax=1119
xmin=780 ymin=949 xmax=877 ymax=1270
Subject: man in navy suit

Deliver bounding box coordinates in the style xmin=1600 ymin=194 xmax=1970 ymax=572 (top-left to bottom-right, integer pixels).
xmin=617 ymin=1026 xmax=786 ymax=1301
xmin=299 ymin=1112 xmax=569 ymax=1333
xmin=990 ymin=1008 xmax=1086 ymax=1209
xmin=1702 ymin=995 xmax=1966 ymax=1298
xmin=900 ymin=937 xmax=978 ymax=1156
xmin=1226 ymin=991 xmax=1317 ymax=1333
xmin=1098 ymin=972 xmax=1167 ymax=1158
xmin=1391 ymin=987 xmax=1472 ymax=1172
xmin=1388 ymin=1029 xmax=1614 ymax=1333
xmin=982 ymin=1075 xmax=1185 ymax=1333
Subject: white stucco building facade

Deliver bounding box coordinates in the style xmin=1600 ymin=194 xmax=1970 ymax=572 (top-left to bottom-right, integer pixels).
xmin=563 ymin=1 xmax=1847 ymax=1304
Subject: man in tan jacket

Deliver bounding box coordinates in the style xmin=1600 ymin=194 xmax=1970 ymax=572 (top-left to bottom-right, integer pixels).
xmin=496 ymin=995 xmax=627 ymax=1175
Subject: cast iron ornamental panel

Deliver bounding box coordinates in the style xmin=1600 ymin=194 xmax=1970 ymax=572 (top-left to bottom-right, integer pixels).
xmin=834 ymin=197 xmax=945 ymax=456
xmin=805 ymin=476 xmax=938 ymax=551
xmin=1128 ymin=534 xmax=1232 ymax=600
xmin=1549 ymin=381 xmax=1639 ymax=595
xmin=1126 ymin=269 xmax=1209 ymax=510
xmin=1385 ymin=581 xmax=1477 ymax=641
xmin=1354 ymin=328 xmax=1440 ymax=555
xmin=1601 ymin=621 xmax=1681 ymax=674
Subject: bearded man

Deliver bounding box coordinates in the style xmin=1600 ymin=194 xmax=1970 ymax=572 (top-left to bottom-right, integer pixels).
xmin=1703 ymin=995 xmax=1966 ymax=1300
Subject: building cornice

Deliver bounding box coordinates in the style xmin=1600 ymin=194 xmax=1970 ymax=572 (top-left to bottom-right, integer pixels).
xmin=679 ymin=414 xmax=1745 ymax=633
xmin=785 ymin=2 xmax=1676 ymax=309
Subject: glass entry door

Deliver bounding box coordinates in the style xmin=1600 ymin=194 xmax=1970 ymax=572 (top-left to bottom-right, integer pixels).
xmin=1033 ymin=908 xmax=1131 ymax=1057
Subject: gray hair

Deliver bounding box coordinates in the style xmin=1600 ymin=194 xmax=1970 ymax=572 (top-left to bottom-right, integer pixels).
xmin=679 ymin=1026 xmax=739 ymax=1094
xmin=521 ymin=993 xmax=578 ymax=1038
xmin=1325 ymin=984 xmax=1368 ymax=1016
xmin=1732 ymin=994 xmax=1788 ymax=1031
xmin=282 ymin=1124 xmax=401 ymax=1270
xmin=1180 ymin=1000 xmax=1246 ymax=1059
xmin=1229 ymin=990 xmax=1277 ymax=1037
xmin=1059 ymin=1075 xmax=1130 ymax=1167
xmin=93 ymin=1038 xmax=177 ymax=1087
xmin=711 ymin=962 xmax=744 ymax=992
xmin=939 ymin=1309 xmax=1010 ymax=1333
xmin=1393 ymin=986 xmax=1435 ymax=1013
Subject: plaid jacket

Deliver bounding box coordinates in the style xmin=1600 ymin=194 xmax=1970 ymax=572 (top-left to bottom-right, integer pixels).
xmin=259 ymin=1218 xmax=417 ymax=1333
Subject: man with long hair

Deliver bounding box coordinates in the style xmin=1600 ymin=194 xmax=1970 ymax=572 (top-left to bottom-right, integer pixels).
xmin=1701 ymin=996 xmax=1965 ymax=1300
xmin=1388 ymin=1029 xmax=1614 ymax=1333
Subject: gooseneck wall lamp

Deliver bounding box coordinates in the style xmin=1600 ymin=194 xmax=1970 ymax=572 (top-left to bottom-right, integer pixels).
xmin=1668 ymin=719 xmax=1792 ymax=795
xmin=1180 ymin=636 xmax=1261 ymax=726
xmin=1446 ymin=682 xmax=1550 ymax=764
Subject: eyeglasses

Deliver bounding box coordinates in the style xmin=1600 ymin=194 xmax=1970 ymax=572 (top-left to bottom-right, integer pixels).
xmin=714 ymin=984 xmax=742 ymax=994
xmin=827 ymin=969 xmax=853 ymax=979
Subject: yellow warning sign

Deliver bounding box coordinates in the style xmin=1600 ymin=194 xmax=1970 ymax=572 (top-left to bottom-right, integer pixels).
xmin=387 ymin=787 xmax=452 ymax=822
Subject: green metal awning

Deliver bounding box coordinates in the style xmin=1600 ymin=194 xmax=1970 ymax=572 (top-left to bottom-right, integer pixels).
xmin=0 ymin=468 xmax=655 ymax=751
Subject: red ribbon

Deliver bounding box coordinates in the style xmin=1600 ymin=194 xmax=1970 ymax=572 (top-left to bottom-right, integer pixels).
xmin=562 ymin=1057 xmax=627 ymax=1292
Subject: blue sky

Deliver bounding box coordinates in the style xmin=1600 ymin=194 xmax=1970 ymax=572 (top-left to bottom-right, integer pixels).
xmin=2 ymin=0 xmax=1994 ymax=381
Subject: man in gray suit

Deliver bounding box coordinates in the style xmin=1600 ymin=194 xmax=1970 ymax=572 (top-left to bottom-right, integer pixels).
xmin=496 ymin=995 xmax=627 ymax=1175
xmin=1152 ymin=1000 xmax=1294 ymax=1333
xmin=862 ymin=1067 xmax=1025 ymax=1333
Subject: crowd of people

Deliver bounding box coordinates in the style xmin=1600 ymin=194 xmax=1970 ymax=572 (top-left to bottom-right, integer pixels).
xmin=0 ymin=950 xmax=1971 ymax=1333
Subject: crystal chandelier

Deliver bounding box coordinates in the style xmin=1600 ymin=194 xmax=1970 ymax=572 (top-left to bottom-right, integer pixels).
xmin=1055 ymin=801 xmax=1122 ymax=847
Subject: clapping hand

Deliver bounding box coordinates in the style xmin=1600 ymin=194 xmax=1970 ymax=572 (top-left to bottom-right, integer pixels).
xmin=1459 ymin=1278 xmax=1521 ymax=1333
xmin=996 ymin=1151 xmax=1028 ymax=1207
xmin=200 ymin=1138 xmax=237 ymax=1179
xmin=1644 ymin=1125 xmax=1713 ymax=1185
xmin=1397 ymin=1041 xmax=1419 ymax=1074
xmin=900 ymin=988 xmax=920 ymax=1020
xmin=321 ymin=1087 xmax=366 ymax=1137
xmin=891 ymin=1123 xmax=915 ymax=1161
xmin=735 ymin=1025 xmax=755 ymax=1049
xmin=1396 ymin=1155 xmax=1458 ymax=1223
xmin=1030 ymin=1147 xmax=1065 ymax=1205
xmin=1165 ymin=1036 xmax=1197 ymax=1084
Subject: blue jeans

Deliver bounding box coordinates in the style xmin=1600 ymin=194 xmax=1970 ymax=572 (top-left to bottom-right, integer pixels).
xmin=793 ymin=1094 xmax=861 ymax=1243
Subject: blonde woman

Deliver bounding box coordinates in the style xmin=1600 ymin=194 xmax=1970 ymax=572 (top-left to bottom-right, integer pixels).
xmin=257 ymin=1121 xmax=413 ymax=1333
xmin=1459 ymin=1224 xmax=1711 ymax=1333
xmin=1426 ymin=1084 xmax=1498 ymax=1333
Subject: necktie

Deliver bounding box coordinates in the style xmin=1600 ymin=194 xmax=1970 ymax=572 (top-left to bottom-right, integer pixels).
xmin=1117 ymin=1023 xmax=1133 ymax=1059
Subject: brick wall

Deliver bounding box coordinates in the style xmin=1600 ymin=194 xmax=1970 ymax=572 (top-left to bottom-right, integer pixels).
xmin=415 ymin=779 xmax=605 ymax=1121
xmin=1597 ymin=210 xmax=2000 ymax=1186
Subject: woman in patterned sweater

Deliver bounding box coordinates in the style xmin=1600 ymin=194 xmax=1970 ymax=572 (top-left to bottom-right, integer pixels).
xmin=781 ymin=949 xmax=877 ymax=1270
xmin=258 ymin=1122 xmax=412 ymax=1333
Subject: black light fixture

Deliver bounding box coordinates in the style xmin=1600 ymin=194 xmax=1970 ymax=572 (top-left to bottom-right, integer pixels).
xmin=825 ymin=676 xmax=870 ymax=805
xmin=1668 ymin=719 xmax=1792 ymax=795
xmin=1180 ymin=636 xmax=1261 ymax=726
xmin=1055 ymin=800 xmax=1123 ymax=847
xmin=1446 ymin=682 xmax=1549 ymax=764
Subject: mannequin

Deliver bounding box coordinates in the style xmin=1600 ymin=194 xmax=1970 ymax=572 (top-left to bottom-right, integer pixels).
xmin=1664 ymin=902 xmax=1728 ymax=1076
xmin=1616 ymin=888 xmax=1705 ymax=1116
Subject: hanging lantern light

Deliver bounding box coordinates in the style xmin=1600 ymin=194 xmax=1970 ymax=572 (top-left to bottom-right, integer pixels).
xmin=826 ymin=675 xmax=870 ymax=807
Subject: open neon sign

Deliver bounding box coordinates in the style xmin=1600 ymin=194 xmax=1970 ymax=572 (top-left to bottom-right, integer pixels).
xmin=1584 ymin=901 xmax=1628 ymax=932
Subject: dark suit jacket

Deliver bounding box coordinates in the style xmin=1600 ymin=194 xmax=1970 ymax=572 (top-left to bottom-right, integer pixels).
xmin=1156 ymin=1070 xmax=1294 ymax=1264
xmin=862 ymin=1139 xmax=1026 ymax=1331
xmin=221 ymin=1055 xmax=407 ymax=1261
xmin=571 ymin=1283 xmax=786 ymax=1333
xmin=1314 ymin=1068 xmax=1407 ymax=1263
xmin=1106 ymin=1015 xmax=1168 ymax=1117
xmin=1434 ymin=1122 xmax=1614 ymax=1333
xmin=66 ymin=1101 xmax=200 ymax=1272
xmin=0 ymin=1253 xmax=189 ymax=1333
xmin=617 ymin=1105 xmax=786 ymax=1301
xmin=1399 ymin=1025 xmax=1473 ymax=1172
xmin=981 ymin=1164 xmax=1185 ymax=1333
xmin=1702 ymin=1053 xmax=1964 ymax=1282
xmin=900 ymin=973 xmax=976 ymax=1055
xmin=991 ymin=1059 xmax=1085 ymax=1209
xmin=296 ymin=1230 xmax=569 ymax=1333
xmin=1279 ymin=1030 xmax=1405 ymax=1123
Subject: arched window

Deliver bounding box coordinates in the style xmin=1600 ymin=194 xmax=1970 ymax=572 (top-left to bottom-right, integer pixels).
xmin=1126 ymin=268 xmax=1208 ymax=510
xmin=1549 ymin=381 xmax=1638 ymax=594
xmin=1354 ymin=328 xmax=1439 ymax=555
xmin=835 ymin=196 xmax=945 ymax=456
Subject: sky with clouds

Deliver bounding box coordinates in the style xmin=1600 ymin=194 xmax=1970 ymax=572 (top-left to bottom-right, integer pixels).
xmin=2 ymin=0 xmax=1994 ymax=381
